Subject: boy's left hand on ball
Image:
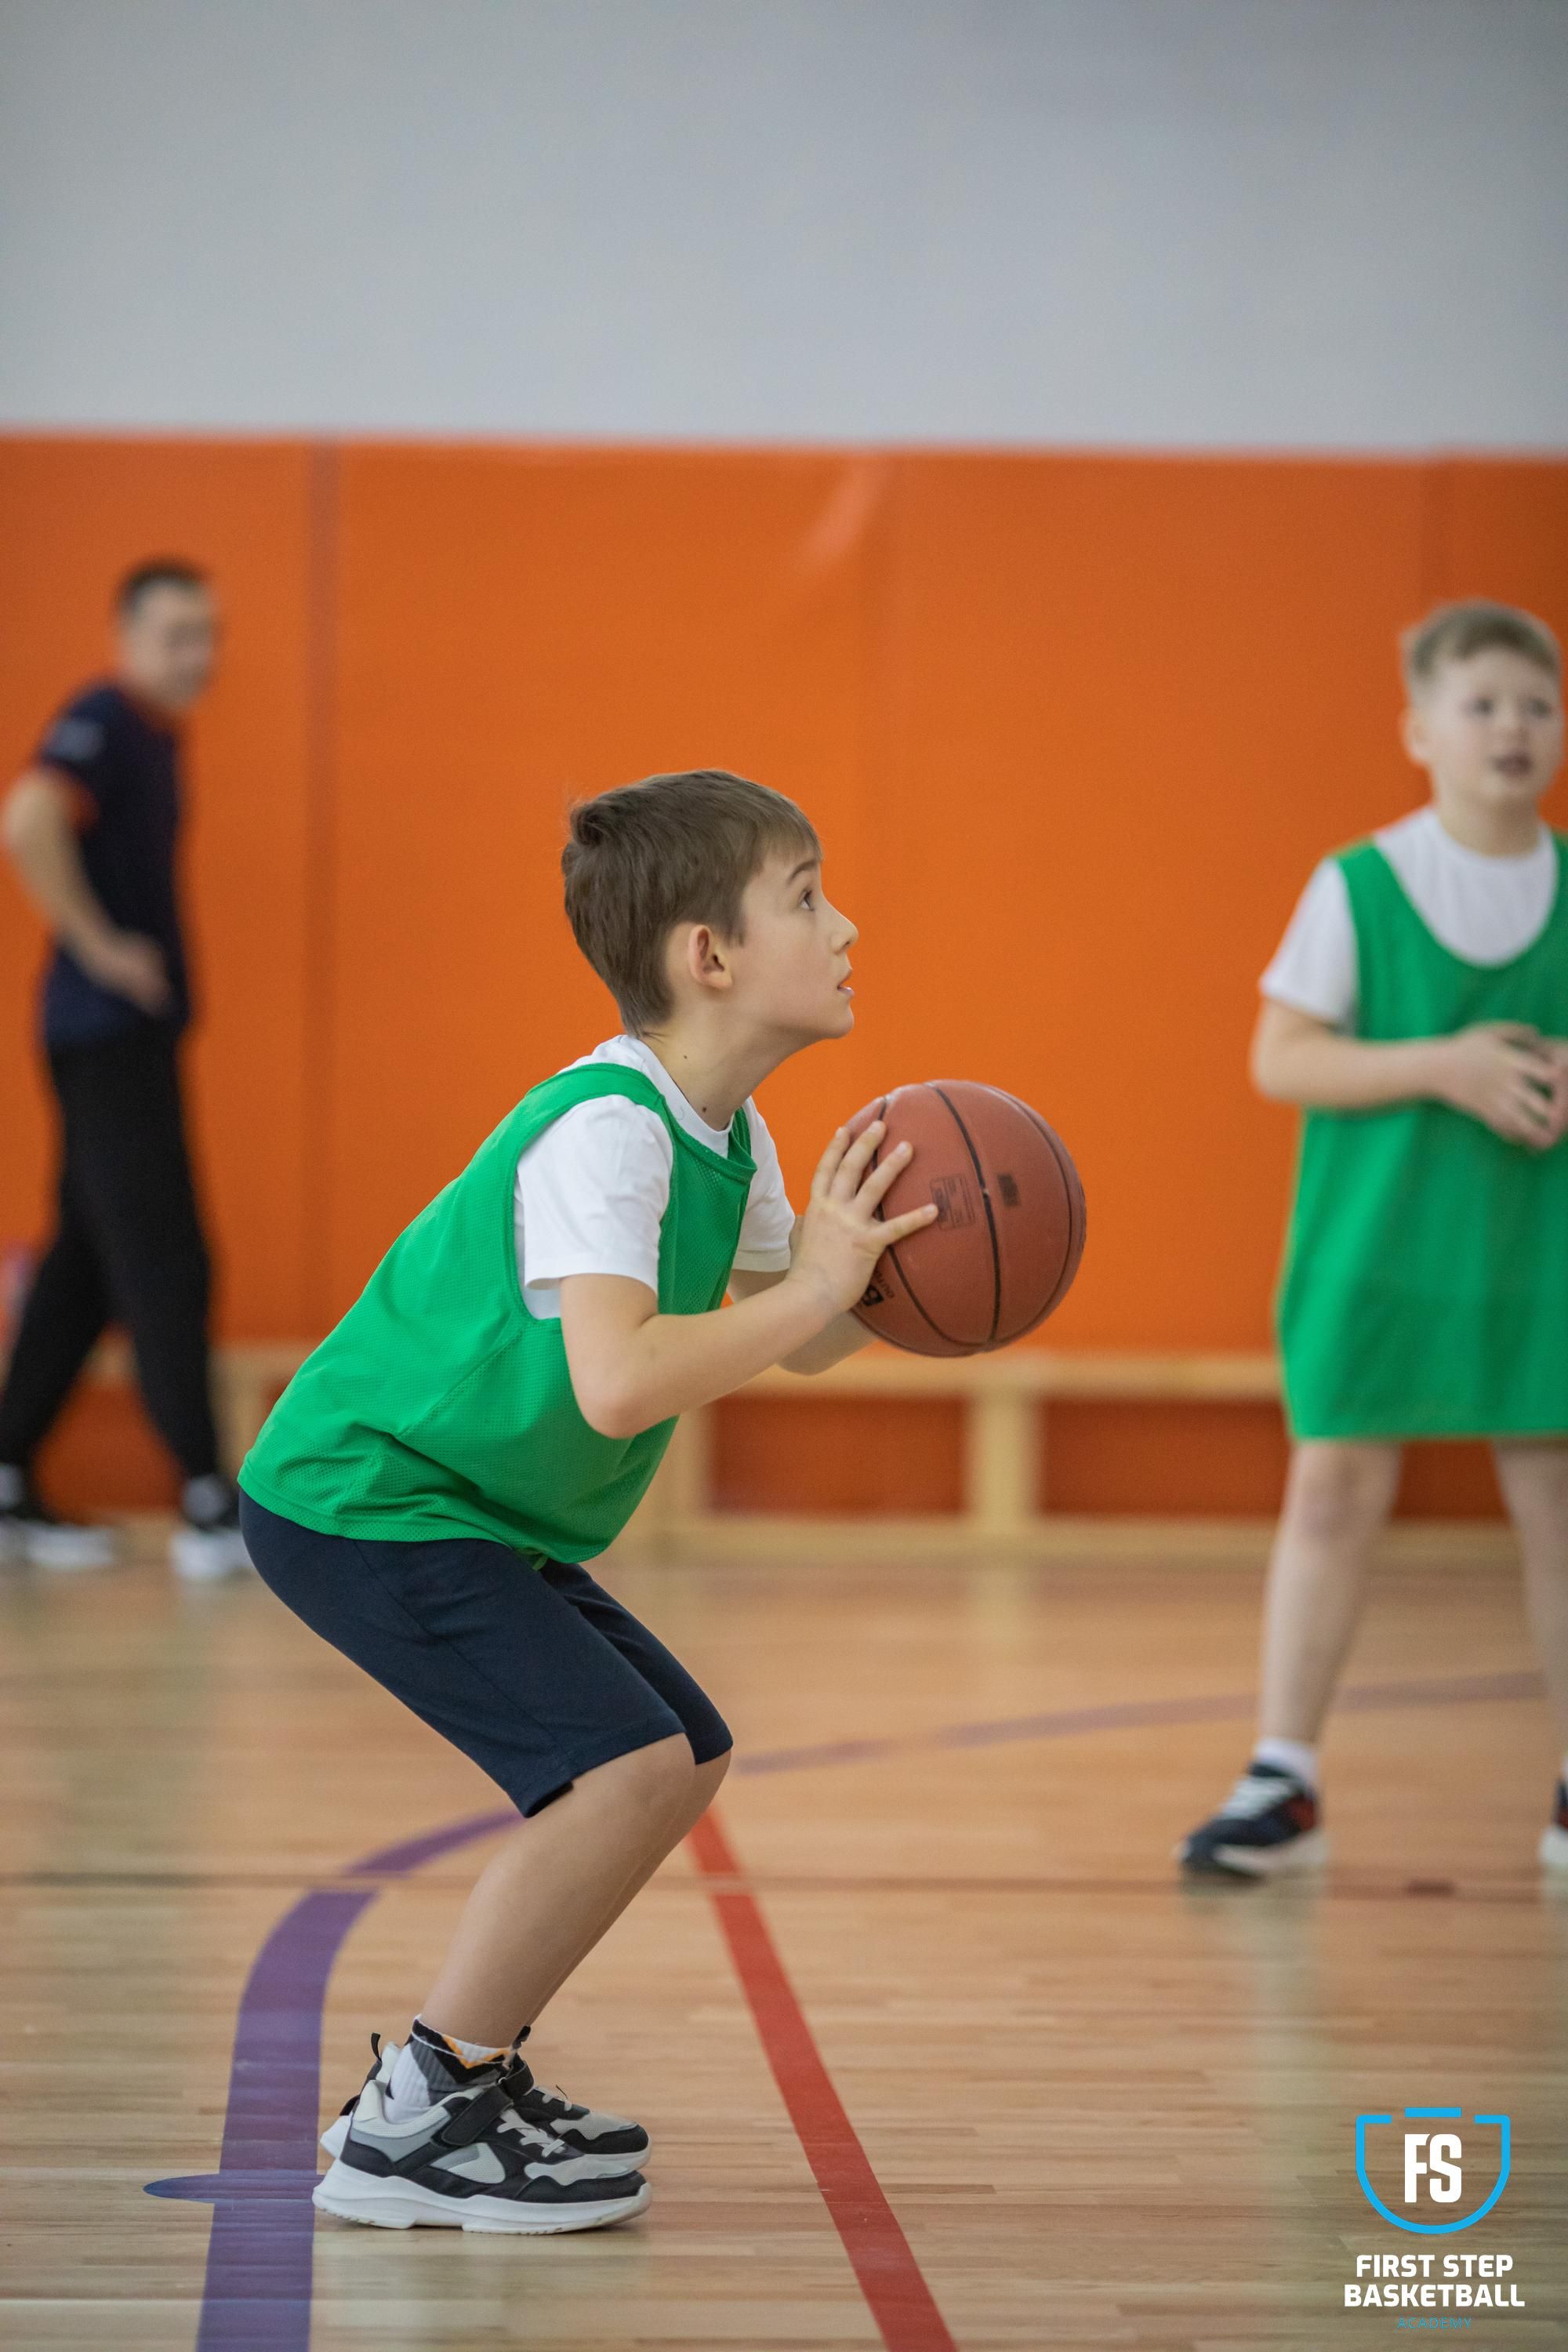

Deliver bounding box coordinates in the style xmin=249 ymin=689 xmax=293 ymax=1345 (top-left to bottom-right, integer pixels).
xmin=789 ymin=1120 xmax=938 ymax=1320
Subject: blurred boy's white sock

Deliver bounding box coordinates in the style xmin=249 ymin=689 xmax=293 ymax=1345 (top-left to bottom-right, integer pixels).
xmin=1252 ymin=1737 xmax=1318 ymax=1789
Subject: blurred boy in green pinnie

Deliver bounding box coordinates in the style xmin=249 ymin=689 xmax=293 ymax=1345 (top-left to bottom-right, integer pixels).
xmin=1180 ymin=601 xmax=1568 ymax=1878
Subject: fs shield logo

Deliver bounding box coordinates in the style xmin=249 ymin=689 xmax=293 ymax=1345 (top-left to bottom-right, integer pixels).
xmin=1356 ymin=2108 xmax=1511 ymax=2234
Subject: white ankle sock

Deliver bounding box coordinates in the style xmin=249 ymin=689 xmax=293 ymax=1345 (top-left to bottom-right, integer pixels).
xmin=386 ymin=2020 xmax=508 ymax=2120
xmin=1252 ymin=1737 xmax=1318 ymax=1790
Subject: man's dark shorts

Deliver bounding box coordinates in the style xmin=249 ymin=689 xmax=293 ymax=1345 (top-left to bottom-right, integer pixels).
xmin=240 ymin=1494 xmax=731 ymax=1817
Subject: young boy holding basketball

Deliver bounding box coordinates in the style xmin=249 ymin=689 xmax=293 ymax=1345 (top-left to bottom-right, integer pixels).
xmin=1179 ymin=602 xmax=1568 ymax=1879
xmin=239 ymin=769 xmax=935 ymax=2234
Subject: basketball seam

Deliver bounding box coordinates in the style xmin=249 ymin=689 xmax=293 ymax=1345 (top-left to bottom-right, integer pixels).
xmin=882 ymin=1243 xmax=967 ymax=1352
xmin=859 ymin=1094 xmax=971 ymax=1352
xmin=1000 ymin=1102 xmax=1085 ymax=1342
xmin=929 ymin=1083 xmax=1003 ymax=1349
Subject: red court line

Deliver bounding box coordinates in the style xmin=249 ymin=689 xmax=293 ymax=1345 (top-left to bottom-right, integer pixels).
xmin=688 ymin=1809 xmax=958 ymax=2352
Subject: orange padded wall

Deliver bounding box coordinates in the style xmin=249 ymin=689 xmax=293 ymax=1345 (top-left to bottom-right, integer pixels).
xmin=0 ymin=437 xmax=1563 ymax=1515
xmin=321 ymin=445 xmax=879 ymax=1316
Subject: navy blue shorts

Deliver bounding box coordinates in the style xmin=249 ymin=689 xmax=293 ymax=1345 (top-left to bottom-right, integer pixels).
xmin=239 ymin=1495 xmax=731 ymax=1817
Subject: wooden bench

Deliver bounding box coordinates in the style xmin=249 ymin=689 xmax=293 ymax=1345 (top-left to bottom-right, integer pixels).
xmin=622 ymin=1346 xmax=1284 ymax=1556
xmin=77 ymin=1334 xmax=1274 ymax=1541
xmin=75 ymin=1338 xmax=1511 ymax=1562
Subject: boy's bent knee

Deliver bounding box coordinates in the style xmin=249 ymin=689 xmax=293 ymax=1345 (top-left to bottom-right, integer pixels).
xmin=570 ymin=1733 xmax=729 ymax=1819
xmin=600 ymin=1730 xmax=700 ymax=1807
xmin=1285 ymin=1443 xmax=1399 ymax=1542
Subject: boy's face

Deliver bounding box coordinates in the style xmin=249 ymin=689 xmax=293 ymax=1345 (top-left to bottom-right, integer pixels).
xmin=1403 ymin=648 xmax=1563 ymax=813
xmin=724 ymin=850 xmax=858 ymax=1045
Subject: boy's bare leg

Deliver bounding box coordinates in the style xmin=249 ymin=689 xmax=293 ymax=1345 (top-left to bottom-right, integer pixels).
xmin=517 ymin=1749 xmax=731 ymax=2028
xmin=1493 ymin=1441 xmax=1568 ymax=1749
xmin=421 ymin=1733 xmax=717 ymax=2047
xmin=1256 ymin=1441 xmax=1403 ymax=1743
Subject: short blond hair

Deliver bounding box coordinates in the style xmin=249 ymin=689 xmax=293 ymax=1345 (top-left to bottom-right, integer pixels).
xmin=1400 ymin=599 xmax=1560 ymax=697
xmin=562 ymin=769 xmax=820 ymax=1034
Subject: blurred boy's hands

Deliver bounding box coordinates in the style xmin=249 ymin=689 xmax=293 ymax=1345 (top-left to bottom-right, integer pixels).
xmin=1438 ymin=1022 xmax=1568 ymax=1150
xmin=1535 ymin=1037 xmax=1568 ymax=1148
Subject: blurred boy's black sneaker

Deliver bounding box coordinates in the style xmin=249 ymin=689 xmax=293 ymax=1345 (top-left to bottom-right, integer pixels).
xmin=1177 ymin=1761 xmax=1326 ymax=1879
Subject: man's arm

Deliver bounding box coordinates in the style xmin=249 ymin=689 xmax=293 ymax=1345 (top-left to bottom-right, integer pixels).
xmin=1252 ymin=997 xmax=1568 ymax=1149
xmin=559 ymin=1123 xmax=935 ymax=1437
xmin=2 ymin=769 xmax=171 ymax=1012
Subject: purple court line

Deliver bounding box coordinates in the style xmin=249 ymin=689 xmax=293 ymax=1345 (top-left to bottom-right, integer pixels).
xmin=141 ymin=1663 xmax=1544 ymax=2350
xmin=730 ymin=1665 xmax=1544 ymax=1775
xmin=145 ymin=1813 xmax=514 ymax=2352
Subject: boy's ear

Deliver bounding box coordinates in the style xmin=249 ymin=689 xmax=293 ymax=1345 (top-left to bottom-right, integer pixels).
xmin=1399 ymin=701 xmax=1431 ymax=769
xmin=678 ymin=921 xmax=735 ymax=995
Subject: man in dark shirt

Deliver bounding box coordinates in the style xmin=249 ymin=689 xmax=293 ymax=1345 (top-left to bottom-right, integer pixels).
xmin=0 ymin=559 xmax=249 ymax=1577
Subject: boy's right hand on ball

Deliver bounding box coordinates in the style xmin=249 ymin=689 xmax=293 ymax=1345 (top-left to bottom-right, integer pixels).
xmin=1438 ymin=1022 xmax=1567 ymax=1149
xmin=788 ymin=1121 xmax=939 ymax=1319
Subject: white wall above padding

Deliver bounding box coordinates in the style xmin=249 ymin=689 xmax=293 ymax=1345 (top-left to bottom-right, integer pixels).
xmin=2 ymin=0 xmax=1565 ymax=447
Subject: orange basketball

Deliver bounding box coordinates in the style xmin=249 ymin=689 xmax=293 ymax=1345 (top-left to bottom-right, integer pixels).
xmin=847 ymin=1081 xmax=1086 ymax=1356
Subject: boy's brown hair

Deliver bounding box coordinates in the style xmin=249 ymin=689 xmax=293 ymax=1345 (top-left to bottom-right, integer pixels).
xmin=562 ymin=769 xmax=821 ymax=1033
xmin=1400 ymin=599 xmax=1561 ymax=696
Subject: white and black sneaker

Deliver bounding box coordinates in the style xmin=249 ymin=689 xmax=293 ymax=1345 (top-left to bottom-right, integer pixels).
xmin=506 ymin=2066 xmax=651 ymax=2165
xmin=0 ymin=1470 xmax=118 ymax=1573
xmin=313 ymin=2040 xmax=650 ymax=2234
xmin=171 ymin=1475 xmax=254 ymax=1582
xmin=1177 ymin=1761 xmax=1327 ymax=1879
xmin=320 ymin=2039 xmax=651 ymax=2167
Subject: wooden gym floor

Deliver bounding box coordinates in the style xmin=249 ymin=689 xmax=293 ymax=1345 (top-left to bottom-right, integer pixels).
xmin=2 ymin=1535 xmax=1565 ymax=2350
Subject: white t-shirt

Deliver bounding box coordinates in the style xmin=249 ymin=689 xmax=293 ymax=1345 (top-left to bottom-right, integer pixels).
xmin=514 ymin=1035 xmax=795 ymax=1320
xmin=1260 ymin=808 xmax=1559 ymax=1029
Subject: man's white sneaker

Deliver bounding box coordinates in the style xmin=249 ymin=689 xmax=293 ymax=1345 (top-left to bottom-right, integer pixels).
xmin=172 ymin=1478 xmax=254 ymax=1581
xmin=171 ymin=1521 xmax=254 ymax=1581
xmin=313 ymin=2039 xmax=649 ymax=2234
xmin=0 ymin=1490 xmax=118 ymax=1572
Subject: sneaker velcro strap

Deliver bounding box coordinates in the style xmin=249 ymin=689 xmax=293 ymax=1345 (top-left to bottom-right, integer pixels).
xmin=432 ymin=2082 xmax=512 ymax=2148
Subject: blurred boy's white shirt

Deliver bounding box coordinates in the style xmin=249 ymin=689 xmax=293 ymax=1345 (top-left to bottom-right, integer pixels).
xmin=514 ymin=1034 xmax=795 ymax=1322
xmin=1261 ymin=807 xmax=1559 ymax=1029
